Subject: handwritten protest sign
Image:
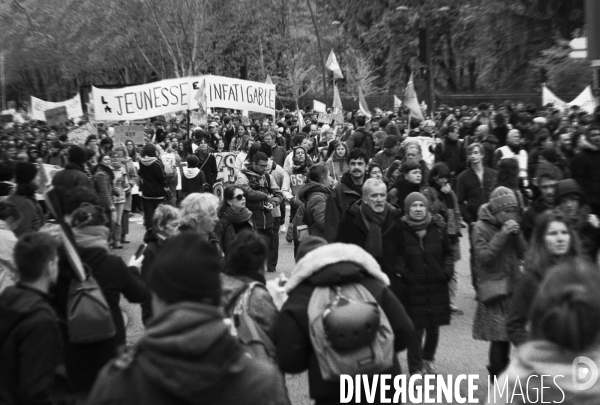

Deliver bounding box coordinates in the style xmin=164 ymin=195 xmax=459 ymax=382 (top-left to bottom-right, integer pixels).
xmin=45 ymin=106 xmax=68 ymax=126
xmin=31 ymin=94 xmax=84 ymax=121
xmin=92 ymin=76 xmax=277 ymax=121
xmin=317 ymin=113 xmax=333 ymax=124
xmin=190 ymin=111 xmax=207 ymax=127
xmin=67 ymin=123 xmax=96 ymax=145
xmin=114 ymin=125 xmax=146 ymax=145
xmin=214 ymin=152 xmax=238 ymax=184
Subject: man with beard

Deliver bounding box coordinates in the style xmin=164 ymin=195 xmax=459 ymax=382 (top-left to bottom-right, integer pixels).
xmin=521 ymin=163 xmax=562 ymax=241
xmin=335 ymin=178 xmax=404 ymax=297
xmin=0 ymin=233 xmax=63 ymax=405
xmin=324 ymin=148 xmax=368 ymax=242
xmin=572 ymin=125 xmax=600 ymax=217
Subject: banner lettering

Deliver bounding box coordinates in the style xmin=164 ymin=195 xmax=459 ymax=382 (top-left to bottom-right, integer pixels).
xmin=31 ymin=94 xmax=84 ymax=121
xmin=114 ymin=125 xmax=146 ymax=145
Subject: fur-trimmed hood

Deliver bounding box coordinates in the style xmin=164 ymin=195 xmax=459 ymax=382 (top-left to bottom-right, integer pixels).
xmin=285 ymin=243 xmax=390 ymax=293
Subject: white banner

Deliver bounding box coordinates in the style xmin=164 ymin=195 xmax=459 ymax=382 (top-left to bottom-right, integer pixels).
xmin=569 ymin=85 xmax=597 ymax=114
xmin=92 ymin=76 xmax=276 ymax=121
xmin=188 ymin=75 xmax=276 ymax=116
xmin=31 ymin=94 xmax=84 ymax=122
xmin=313 ymin=100 xmax=326 ymax=113
xmin=542 ymin=85 xmax=568 ymax=109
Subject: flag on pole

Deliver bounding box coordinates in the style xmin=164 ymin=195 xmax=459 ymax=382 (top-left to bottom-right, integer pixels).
xmin=193 ymin=78 xmax=207 ymax=112
xmin=403 ymin=74 xmax=424 ymax=121
xmin=325 ymin=49 xmax=344 ymax=80
xmin=297 ymin=108 xmax=304 ymax=126
xmin=333 ymin=84 xmax=343 ymax=112
xmin=358 ymin=87 xmax=371 ymax=119
xmin=265 ymin=75 xmax=273 ymax=85
xmin=393 ymin=95 xmax=402 ymax=109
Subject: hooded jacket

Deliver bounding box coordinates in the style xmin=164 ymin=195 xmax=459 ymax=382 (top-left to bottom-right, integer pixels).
xmin=572 ymin=140 xmax=600 ymax=209
xmin=51 ymin=162 xmax=93 ymax=191
xmin=87 ymin=303 xmax=290 ymax=405
xmin=346 ymin=127 xmax=375 ymax=159
xmin=276 ymin=243 xmax=414 ymax=404
xmin=180 ymin=167 xmax=206 ymax=198
xmin=324 ymin=172 xmax=363 ymax=242
xmin=298 ymin=181 xmax=330 ymax=238
xmin=0 ymin=285 xmax=63 ymax=405
xmin=491 ymin=340 xmax=600 ymax=405
xmin=138 ymin=156 xmax=166 ymax=199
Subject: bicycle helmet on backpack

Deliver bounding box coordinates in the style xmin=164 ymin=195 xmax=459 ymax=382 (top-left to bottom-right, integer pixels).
xmin=323 ymin=286 xmax=381 ymax=351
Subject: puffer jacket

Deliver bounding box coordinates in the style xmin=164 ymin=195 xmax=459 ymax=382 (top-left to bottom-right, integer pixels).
xmin=472 ymin=203 xmax=527 ymax=296
xmin=276 ymin=243 xmax=414 ymax=405
xmin=397 ymin=220 xmax=454 ymax=328
xmin=297 ymin=181 xmax=330 ymax=238
xmin=87 ymin=303 xmax=290 ymax=405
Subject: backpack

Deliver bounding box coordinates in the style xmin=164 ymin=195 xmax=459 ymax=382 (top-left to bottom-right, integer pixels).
xmin=307 ymin=283 xmax=395 ymax=381
xmin=161 ymin=153 xmax=176 ymax=176
xmin=224 ymin=282 xmax=277 ymax=365
xmin=286 ymin=202 xmax=308 ymax=243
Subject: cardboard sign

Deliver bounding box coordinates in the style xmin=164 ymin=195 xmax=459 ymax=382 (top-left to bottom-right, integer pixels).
xmin=317 ymin=113 xmax=333 ymax=124
xmin=45 ymin=106 xmax=69 ymax=126
xmin=114 ymin=125 xmax=146 ymax=145
xmin=214 ymin=152 xmax=238 ymax=184
xmin=67 ymin=123 xmax=96 ymax=145
xmin=190 ymin=111 xmax=207 ymax=127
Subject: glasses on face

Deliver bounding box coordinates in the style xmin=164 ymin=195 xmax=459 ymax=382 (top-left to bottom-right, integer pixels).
xmin=232 ymin=194 xmax=245 ymax=201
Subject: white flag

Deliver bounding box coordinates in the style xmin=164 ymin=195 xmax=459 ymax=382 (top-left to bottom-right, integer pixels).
xmin=394 ymin=95 xmax=402 ymax=108
xmin=325 ymin=49 xmax=344 ymax=80
xmin=403 ymin=74 xmax=424 ymax=121
xmin=265 ymin=75 xmax=273 ymax=85
xmin=358 ymin=87 xmax=371 ymax=119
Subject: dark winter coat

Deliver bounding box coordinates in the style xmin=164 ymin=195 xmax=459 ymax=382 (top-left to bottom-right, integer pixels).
xmin=572 ymin=143 xmax=600 ymax=209
xmin=323 ymin=172 xmax=363 ymax=242
xmin=335 ymin=201 xmax=404 ymax=297
xmin=434 ymin=138 xmax=466 ymax=175
xmin=52 ymin=162 xmax=93 ymax=191
xmin=0 ymin=285 xmax=64 ymax=405
xmin=7 ymin=194 xmax=44 ymax=236
xmin=214 ymin=216 xmax=255 ymax=254
xmin=234 ymin=168 xmax=283 ymax=230
xmin=54 ymin=245 xmax=150 ymax=392
xmin=180 ymin=167 xmax=206 ymax=199
xmin=396 ymin=221 xmax=454 ymax=328
xmin=521 ymin=196 xmax=552 ymax=241
xmin=298 ymin=181 xmax=330 ymax=238
xmin=138 ymin=156 xmax=166 ymax=199
xmin=195 ymin=152 xmax=218 ymax=187
xmin=456 ymin=166 xmax=497 ymax=224
xmin=276 ymin=244 xmax=414 ymax=404
xmin=93 ymin=169 xmax=114 ymax=210
xmin=88 ymin=303 xmax=290 ymax=405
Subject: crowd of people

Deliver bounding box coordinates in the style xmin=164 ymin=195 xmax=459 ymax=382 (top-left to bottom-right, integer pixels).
xmin=1 ymin=99 xmax=600 ymax=404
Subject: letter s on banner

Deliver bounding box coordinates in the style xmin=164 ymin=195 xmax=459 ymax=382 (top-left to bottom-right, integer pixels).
xmin=573 ymin=356 xmax=599 ymax=391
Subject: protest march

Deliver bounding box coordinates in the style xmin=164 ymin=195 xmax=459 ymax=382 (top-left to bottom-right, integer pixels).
xmin=2 ymin=1 xmax=600 ymax=404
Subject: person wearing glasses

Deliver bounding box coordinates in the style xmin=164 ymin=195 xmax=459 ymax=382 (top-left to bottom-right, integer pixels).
xmin=215 ymin=185 xmax=256 ymax=254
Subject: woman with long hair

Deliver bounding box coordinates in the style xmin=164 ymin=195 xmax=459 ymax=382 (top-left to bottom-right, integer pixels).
xmin=233 ymin=136 xmax=254 ymax=175
xmin=115 ymin=142 xmax=138 ymax=244
xmin=325 ymin=141 xmax=349 ymax=183
xmin=230 ymin=125 xmax=247 ymax=152
xmin=214 ymin=185 xmax=255 ymax=254
xmin=507 ymin=210 xmax=580 ymax=347
xmin=107 ymin=149 xmax=130 ymax=249
xmin=497 ymin=259 xmax=600 ymax=403
xmin=91 ymin=154 xmax=116 ymax=225
xmin=194 ymin=134 xmax=218 ymax=191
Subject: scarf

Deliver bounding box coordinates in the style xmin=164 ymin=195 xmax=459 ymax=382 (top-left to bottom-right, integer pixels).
xmin=73 ymin=226 xmax=110 ymax=251
xmin=432 ymin=182 xmax=455 ymax=209
xmin=197 ymin=149 xmax=209 ymax=162
xmin=360 ymin=203 xmax=388 ymax=258
xmin=220 ymin=206 xmax=253 ymax=224
xmin=94 ymin=163 xmax=115 ymax=183
xmin=402 ymin=212 xmax=432 ymax=239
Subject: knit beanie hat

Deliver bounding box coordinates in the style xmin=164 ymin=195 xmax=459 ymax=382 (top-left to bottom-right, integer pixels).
xmin=554 ymin=179 xmax=585 ymax=205
xmin=489 ymin=186 xmax=518 ymax=214
xmin=68 ymin=145 xmax=87 ymax=165
xmin=142 ymin=143 xmax=157 ymax=158
xmin=148 ymin=233 xmax=223 ymax=306
xmin=15 ymin=161 xmax=37 ymax=185
xmin=383 ymin=135 xmax=400 ymax=149
xmin=404 ymin=192 xmax=428 ymax=214
xmin=295 ymin=235 xmax=328 ymax=262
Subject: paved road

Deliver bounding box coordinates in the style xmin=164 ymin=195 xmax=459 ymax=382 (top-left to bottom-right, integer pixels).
xmin=116 ymin=211 xmax=492 ymax=404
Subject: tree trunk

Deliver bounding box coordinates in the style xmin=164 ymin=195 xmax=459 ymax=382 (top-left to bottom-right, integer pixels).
xmin=306 ymin=0 xmax=327 ymax=102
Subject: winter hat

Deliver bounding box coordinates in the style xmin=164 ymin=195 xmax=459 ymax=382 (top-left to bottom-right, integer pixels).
xmin=404 ymin=192 xmax=428 ymax=214
xmin=148 ymin=233 xmax=223 ymax=306
xmin=554 ymin=179 xmax=585 ymax=205
xmin=142 ymin=144 xmax=157 ymax=157
xmin=68 ymin=145 xmax=87 ymax=165
xmin=295 ymin=235 xmax=328 ymax=262
xmin=383 ymin=135 xmax=400 ymax=149
xmin=489 ymin=186 xmax=518 ymax=214
xmin=14 ymin=161 xmax=37 ymax=185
